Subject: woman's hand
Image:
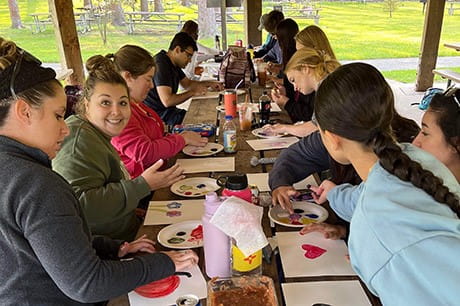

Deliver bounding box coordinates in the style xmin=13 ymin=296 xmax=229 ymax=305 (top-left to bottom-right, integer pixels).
xmin=206 ymin=81 xmax=224 ymax=91
xmin=163 ymin=249 xmax=199 ymax=271
xmin=118 ymin=234 xmax=156 ymax=258
xmin=300 ymin=223 xmax=347 ymax=240
xmin=141 ymin=159 xmax=185 ymax=190
xmin=181 ymin=131 xmax=208 ymax=147
xmin=271 ymin=186 xmax=299 ymax=214
xmin=310 ymin=180 xmax=337 ymax=204
xmin=271 ymin=87 xmax=289 ymax=107
xmin=263 ymin=123 xmax=288 ymax=134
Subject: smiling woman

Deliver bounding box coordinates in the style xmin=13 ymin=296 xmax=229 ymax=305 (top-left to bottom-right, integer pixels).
xmin=52 ymin=53 xmax=185 ymax=241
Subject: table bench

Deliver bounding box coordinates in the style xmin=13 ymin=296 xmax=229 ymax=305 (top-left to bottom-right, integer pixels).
xmin=432 ymin=69 xmax=460 ymax=88
xmin=447 ymin=0 xmax=460 ymax=15
xmin=283 ymin=8 xmax=321 ymax=25
xmin=28 ymin=13 xmax=52 ymax=34
xmin=124 ymin=11 xmax=184 ymax=34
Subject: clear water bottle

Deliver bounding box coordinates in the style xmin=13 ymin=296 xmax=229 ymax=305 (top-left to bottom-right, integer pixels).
xmin=223 ymin=115 xmax=237 ymax=153
xmin=202 ymin=192 xmax=231 ymax=278
xmin=258 ymin=91 xmax=271 ymax=126
xmin=231 ymin=238 xmax=262 ymax=277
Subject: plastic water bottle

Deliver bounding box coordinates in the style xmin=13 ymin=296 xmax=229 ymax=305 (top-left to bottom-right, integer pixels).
xmin=258 ymin=91 xmax=271 ymax=126
xmin=223 ymin=115 xmax=237 ymax=153
xmin=202 ymin=192 xmax=231 ymax=278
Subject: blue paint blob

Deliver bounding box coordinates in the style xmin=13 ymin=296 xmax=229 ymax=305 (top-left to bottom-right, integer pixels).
xmin=196 ymin=184 xmax=206 ymax=188
xmin=167 ymin=201 xmax=182 ymax=209
xmin=305 ymin=213 xmax=319 ymax=219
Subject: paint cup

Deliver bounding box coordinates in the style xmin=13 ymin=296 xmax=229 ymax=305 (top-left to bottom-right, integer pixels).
xmin=224 ymin=89 xmax=237 ymax=118
xmin=238 ymin=103 xmax=253 ymax=131
xmin=256 ymin=62 xmax=267 ymax=87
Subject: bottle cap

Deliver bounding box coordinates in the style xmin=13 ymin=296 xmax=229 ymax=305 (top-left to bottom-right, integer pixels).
xmin=225 ymin=115 xmax=233 ymax=120
xmin=263 ymin=90 xmax=268 ymax=95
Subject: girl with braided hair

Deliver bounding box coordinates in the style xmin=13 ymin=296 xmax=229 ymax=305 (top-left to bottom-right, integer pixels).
xmin=310 ymin=63 xmax=460 ymax=305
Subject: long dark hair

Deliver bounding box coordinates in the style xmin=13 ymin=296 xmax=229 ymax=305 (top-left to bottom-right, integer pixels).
xmin=429 ymin=90 xmax=460 ymax=155
xmin=275 ymin=18 xmax=298 ymax=68
xmin=316 ymin=63 xmax=459 ymax=216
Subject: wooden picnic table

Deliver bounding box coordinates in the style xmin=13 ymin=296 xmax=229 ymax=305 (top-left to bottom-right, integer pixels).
xmin=28 ymin=13 xmax=52 ymax=34
xmin=444 ymin=42 xmax=460 ymax=52
xmin=109 ymin=84 xmax=381 ymax=305
xmin=283 ymin=7 xmax=321 ymax=24
xmin=124 ymin=11 xmax=185 ymax=34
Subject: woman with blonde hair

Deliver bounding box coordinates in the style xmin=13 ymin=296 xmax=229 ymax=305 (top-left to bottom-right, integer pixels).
xmin=0 ymin=37 xmax=197 ymax=305
xmin=270 ymin=25 xmax=337 ymax=125
xmin=265 ymin=47 xmax=340 ymax=136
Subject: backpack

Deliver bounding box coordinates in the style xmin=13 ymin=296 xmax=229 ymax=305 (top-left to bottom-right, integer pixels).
xmin=218 ymin=46 xmax=255 ymax=89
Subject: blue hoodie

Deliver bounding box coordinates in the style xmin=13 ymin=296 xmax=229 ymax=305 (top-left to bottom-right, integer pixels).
xmin=328 ymin=144 xmax=460 ymax=305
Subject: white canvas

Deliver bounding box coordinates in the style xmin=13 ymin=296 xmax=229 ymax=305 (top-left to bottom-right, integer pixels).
xmin=282 ymin=281 xmax=371 ymax=306
xmin=144 ymin=200 xmax=205 ymax=225
xmin=176 ymin=157 xmax=235 ymax=173
xmin=246 ymin=137 xmax=299 ymax=151
xmin=277 ymin=231 xmax=356 ymax=277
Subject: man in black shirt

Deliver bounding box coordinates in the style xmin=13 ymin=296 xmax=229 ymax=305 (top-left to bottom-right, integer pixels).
xmin=144 ymin=32 xmax=222 ymax=126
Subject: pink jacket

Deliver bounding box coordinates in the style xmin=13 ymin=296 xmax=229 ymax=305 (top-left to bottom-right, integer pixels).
xmin=111 ymin=102 xmax=186 ymax=178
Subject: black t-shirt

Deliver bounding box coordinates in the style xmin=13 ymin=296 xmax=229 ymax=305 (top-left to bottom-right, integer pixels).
xmin=144 ymin=50 xmax=186 ymax=115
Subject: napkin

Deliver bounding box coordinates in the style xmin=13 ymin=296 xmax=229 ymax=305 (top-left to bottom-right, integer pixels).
xmin=210 ymin=196 xmax=268 ymax=257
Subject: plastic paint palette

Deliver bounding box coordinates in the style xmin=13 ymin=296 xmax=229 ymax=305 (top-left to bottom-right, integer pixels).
xmin=268 ymin=201 xmax=328 ymax=228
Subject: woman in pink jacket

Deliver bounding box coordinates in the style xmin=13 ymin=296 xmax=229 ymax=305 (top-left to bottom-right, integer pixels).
xmin=110 ymin=45 xmax=207 ymax=178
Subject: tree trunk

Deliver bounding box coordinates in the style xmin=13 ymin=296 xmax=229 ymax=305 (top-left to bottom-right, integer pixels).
xmin=198 ymin=0 xmax=216 ymax=38
xmin=8 ymin=0 xmax=24 ymax=29
xmin=154 ymin=0 xmax=164 ymax=12
xmin=83 ymin=0 xmax=92 ymax=7
xmin=181 ymin=0 xmax=191 ymax=6
xmin=110 ymin=2 xmax=125 ymax=26
xmin=140 ymin=0 xmax=149 ymax=12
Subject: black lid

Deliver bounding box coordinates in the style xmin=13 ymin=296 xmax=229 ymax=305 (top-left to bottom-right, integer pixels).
xmin=225 ymin=173 xmax=248 ymax=190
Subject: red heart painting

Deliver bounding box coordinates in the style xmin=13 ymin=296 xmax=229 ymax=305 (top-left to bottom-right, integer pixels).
xmin=301 ymin=244 xmax=327 ymax=259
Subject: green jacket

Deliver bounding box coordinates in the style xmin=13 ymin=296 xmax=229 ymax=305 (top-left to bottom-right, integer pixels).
xmin=53 ymin=115 xmax=150 ymax=241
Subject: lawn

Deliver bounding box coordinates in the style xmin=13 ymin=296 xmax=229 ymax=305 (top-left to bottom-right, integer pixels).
xmin=1 ymin=0 xmax=459 ymax=83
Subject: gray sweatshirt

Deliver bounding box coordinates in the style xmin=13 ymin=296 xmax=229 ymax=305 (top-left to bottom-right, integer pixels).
xmin=0 ymin=136 xmax=175 ymax=305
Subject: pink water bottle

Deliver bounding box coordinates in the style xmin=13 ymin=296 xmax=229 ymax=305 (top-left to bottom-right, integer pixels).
xmin=218 ymin=173 xmax=252 ymax=203
xmin=202 ymin=192 xmax=231 ymax=278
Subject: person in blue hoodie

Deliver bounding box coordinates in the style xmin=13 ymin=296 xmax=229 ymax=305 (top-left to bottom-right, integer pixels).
xmin=309 ymin=62 xmax=460 ymax=305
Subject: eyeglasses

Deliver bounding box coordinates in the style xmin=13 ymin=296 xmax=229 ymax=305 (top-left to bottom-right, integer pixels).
xmin=183 ymin=49 xmax=194 ymax=59
xmin=9 ymin=49 xmax=42 ymax=100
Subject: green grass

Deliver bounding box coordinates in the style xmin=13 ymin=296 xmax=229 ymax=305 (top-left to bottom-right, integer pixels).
xmin=382 ymin=66 xmax=460 ymax=83
xmin=1 ymin=0 xmax=459 ymax=83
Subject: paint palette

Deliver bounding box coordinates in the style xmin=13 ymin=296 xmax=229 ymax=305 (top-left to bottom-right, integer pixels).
xmin=157 ymin=220 xmax=203 ymax=249
xmin=182 ymin=143 xmax=224 ymax=157
xmin=251 ymin=127 xmax=285 ymax=139
xmin=268 ymin=201 xmax=328 ymax=228
xmin=170 ymin=177 xmax=220 ymax=198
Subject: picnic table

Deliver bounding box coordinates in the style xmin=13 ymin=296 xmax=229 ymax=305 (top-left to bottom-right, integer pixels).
xmin=283 ymin=7 xmax=321 ymax=24
xmin=109 ymin=84 xmax=381 ymax=305
xmin=28 ymin=13 xmax=52 ymax=34
xmin=124 ymin=11 xmax=185 ymax=34
xmin=433 ymin=42 xmax=460 ymax=87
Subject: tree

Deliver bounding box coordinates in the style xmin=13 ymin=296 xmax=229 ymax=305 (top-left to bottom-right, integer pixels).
xmin=153 ymin=0 xmax=164 ymax=12
xmin=8 ymin=0 xmax=24 ymax=29
xmin=110 ymin=1 xmax=125 ymax=26
xmin=181 ymin=0 xmax=191 ymax=6
xmin=140 ymin=0 xmax=149 ymax=12
xmin=198 ymin=0 xmax=217 ymax=38
xmin=383 ymin=0 xmax=399 ymax=18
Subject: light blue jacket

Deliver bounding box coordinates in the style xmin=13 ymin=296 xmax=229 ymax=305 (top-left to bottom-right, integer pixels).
xmin=328 ymin=144 xmax=460 ymax=306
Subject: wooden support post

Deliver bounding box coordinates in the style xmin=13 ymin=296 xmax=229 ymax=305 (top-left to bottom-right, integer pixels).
xmin=48 ymin=0 xmax=84 ymax=85
xmin=416 ymin=0 xmax=445 ymax=91
xmin=220 ymin=0 xmax=227 ymax=51
xmin=243 ymin=0 xmax=262 ymax=47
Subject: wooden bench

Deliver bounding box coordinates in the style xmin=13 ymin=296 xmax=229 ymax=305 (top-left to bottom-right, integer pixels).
xmin=124 ymin=11 xmax=184 ymax=34
xmin=447 ymin=0 xmax=460 ymax=15
xmin=433 ymin=69 xmax=460 ymax=87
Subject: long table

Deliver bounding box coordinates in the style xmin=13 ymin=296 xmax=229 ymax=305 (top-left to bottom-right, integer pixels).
xmin=110 ymin=85 xmax=381 ymax=305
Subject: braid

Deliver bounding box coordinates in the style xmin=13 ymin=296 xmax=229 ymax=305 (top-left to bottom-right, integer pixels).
xmin=373 ymin=132 xmax=460 ymax=217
